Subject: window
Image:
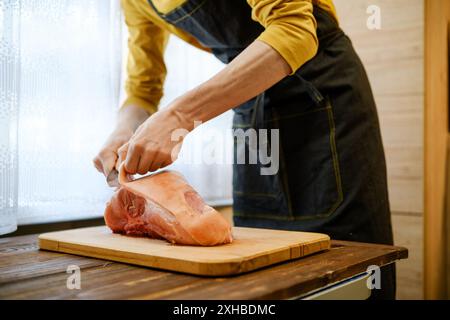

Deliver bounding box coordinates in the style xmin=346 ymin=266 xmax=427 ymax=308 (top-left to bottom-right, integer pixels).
xmin=0 ymin=0 xmax=232 ymax=233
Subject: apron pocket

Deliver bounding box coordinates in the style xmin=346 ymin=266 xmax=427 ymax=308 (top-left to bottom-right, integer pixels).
xmin=275 ymin=97 xmax=343 ymax=220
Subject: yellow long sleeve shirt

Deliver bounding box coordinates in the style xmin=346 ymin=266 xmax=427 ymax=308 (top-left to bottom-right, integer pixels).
xmin=121 ymin=0 xmax=338 ymax=114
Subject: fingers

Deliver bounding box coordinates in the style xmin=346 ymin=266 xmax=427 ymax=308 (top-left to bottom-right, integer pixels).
xmin=170 ymin=142 xmax=182 ymax=163
xmin=93 ymin=156 xmax=103 ymax=173
xmin=150 ymin=151 xmax=171 ymax=172
xmin=136 ymin=149 xmax=156 ymax=175
xmin=123 ymin=140 xmax=173 ymax=175
xmin=117 ymin=143 xmax=129 ymax=171
xmin=118 ymin=162 xmax=132 ymax=185
xmin=93 ymin=149 xmax=117 ymax=177
xmin=124 ymin=142 xmax=141 ymax=174
xmin=102 ymin=152 xmax=118 ymax=176
xmin=125 ymin=141 xmax=156 ymax=175
xmin=93 ymin=127 xmax=135 ymax=183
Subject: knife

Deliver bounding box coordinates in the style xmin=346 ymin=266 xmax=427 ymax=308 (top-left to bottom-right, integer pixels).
xmin=106 ymin=169 xmax=120 ymax=188
xmin=108 ymin=164 xmax=166 ymax=188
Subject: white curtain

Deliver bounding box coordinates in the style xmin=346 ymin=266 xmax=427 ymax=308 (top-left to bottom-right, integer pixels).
xmin=0 ymin=0 xmax=232 ymax=234
xmin=0 ymin=0 xmax=20 ymax=234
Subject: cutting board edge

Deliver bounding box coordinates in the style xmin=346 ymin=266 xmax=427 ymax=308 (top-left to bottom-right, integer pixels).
xmin=39 ymin=237 xmax=221 ymax=276
xmin=38 ymin=237 xmax=259 ymax=276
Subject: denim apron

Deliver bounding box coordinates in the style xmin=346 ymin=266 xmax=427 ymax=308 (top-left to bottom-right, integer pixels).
xmin=147 ymin=0 xmax=395 ymax=299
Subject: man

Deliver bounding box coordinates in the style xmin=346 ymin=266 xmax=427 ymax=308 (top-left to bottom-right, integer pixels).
xmin=93 ymin=0 xmax=395 ymax=299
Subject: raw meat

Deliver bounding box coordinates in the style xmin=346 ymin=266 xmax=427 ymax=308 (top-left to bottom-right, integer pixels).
xmin=104 ymin=168 xmax=233 ymax=246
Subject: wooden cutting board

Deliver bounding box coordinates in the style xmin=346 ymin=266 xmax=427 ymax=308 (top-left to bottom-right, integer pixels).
xmin=39 ymin=226 xmax=330 ymax=276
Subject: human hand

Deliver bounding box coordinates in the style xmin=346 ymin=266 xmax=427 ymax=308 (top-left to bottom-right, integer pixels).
xmin=118 ymin=107 xmax=190 ymax=175
xmin=93 ymin=127 xmax=134 ymax=178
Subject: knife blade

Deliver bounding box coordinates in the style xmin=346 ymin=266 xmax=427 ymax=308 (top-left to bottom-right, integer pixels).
xmin=106 ymin=169 xmax=120 ymax=188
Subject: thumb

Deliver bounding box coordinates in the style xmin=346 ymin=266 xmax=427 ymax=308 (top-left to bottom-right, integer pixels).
xmin=100 ymin=151 xmax=118 ymax=177
xmin=116 ymin=142 xmax=129 ymax=171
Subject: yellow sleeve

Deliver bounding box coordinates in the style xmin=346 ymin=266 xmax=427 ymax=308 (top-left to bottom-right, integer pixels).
xmin=247 ymin=0 xmax=318 ymax=74
xmin=121 ymin=0 xmax=170 ymax=114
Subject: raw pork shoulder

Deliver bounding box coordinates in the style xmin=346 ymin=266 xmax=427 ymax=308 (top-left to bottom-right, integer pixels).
xmin=104 ymin=169 xmax=233 ymax=246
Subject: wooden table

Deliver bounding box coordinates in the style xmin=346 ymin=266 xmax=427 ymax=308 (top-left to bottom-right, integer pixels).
xmin=0 ymin=233 xmax=407 ymax=300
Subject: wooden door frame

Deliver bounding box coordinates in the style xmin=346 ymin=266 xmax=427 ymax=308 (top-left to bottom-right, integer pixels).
xmin=424 ymin=0 xmax=450 ymax=300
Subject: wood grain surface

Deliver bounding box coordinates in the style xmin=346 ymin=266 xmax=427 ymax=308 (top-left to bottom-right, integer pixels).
xmin=424 ymin=0 xmax=450 ymax=299
xmin=0 ymin=233 xmax=407 ymax=299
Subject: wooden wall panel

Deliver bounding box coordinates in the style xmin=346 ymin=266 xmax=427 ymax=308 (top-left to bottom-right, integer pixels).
xmin=424 ymin=0 xmax=450 ymax=300
xmin=392 ymin=214 xmax=424 ymax=299
xmin=333 ymin=0 xmax=425 ymax=299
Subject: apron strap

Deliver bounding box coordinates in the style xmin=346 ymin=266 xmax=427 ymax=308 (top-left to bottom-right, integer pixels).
xmin=293 ymin=73 xmax=326 ymax=107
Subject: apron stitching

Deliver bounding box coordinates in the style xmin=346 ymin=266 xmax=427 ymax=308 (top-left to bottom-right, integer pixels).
xmin=233 ymin=191 xmax=278 ymax=198
xmin=325 ymin=100 xmax=344 ymax=213
xmin=233 ymin=211 xmax=334 ymax=221
xmin=147 ymin=0 xmax=208 ymax=24
xmin=170 ymin=0 xmax=208 ymax=24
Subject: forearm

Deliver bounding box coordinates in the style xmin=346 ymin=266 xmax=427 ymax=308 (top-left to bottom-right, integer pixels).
xmin=169 ymin=40 xmax=291 ymax=129
xmin=117 ymin=41 xmax=290 ymax=175
xmin=116 ymin=104 xmax=150 ymax=133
